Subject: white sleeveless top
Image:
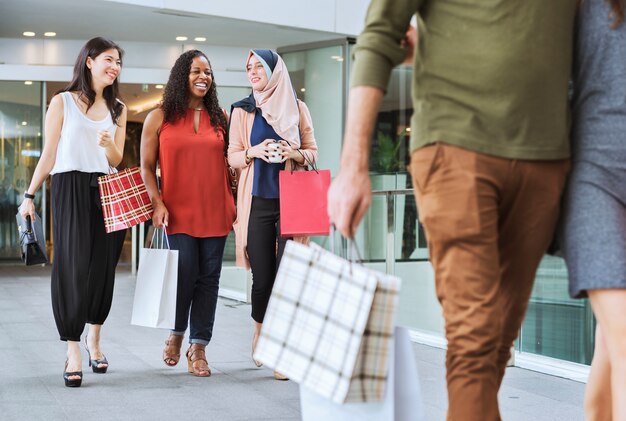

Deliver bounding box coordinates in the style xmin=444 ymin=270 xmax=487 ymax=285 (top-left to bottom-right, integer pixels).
xmin=50 ymin=92 xmax=117 ymax=175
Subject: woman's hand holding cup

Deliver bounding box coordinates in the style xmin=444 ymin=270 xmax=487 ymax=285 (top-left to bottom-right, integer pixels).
xmin=248 ymin=139 xmax=278 ymax=163
xmin=268 ymin=141 xmax=283 ymax=163
xmin=278 ymin=140 xmax=302 ymax=163
xmin=97 ymin=130 xmax=115 ymax=149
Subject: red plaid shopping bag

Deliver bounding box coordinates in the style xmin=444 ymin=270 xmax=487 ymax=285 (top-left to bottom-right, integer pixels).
xmin=98 ymin=167 xmax=153 ymax=233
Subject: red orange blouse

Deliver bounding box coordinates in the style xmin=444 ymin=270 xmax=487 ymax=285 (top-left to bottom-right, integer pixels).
xmin=159 ymin=109 xmax=235 ymax=237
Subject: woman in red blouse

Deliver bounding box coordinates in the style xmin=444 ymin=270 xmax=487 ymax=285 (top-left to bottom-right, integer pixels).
xmin=141 ymin=50 xmax=235 ymax=377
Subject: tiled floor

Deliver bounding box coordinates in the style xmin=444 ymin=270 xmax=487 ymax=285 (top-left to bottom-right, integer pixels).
xmin=0 ymin=264 xmax=585 ymax=420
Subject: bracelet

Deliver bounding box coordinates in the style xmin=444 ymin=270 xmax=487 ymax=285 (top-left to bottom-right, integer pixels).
xmin=24 ymin=192 xmax=35 ymax=200
xmin=245 ymin=149 xmax=251 ymax=162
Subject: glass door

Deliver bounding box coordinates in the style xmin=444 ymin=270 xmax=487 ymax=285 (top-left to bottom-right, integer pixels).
xmin=0 ymin=81 xmax=44 ymax=260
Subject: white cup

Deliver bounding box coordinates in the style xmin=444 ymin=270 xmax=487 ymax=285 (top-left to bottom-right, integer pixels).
xmin=268 ymin=141 xmax=282 ymax=163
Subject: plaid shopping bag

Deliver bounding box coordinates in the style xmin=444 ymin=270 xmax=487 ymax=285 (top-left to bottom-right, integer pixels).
xmin=254 ymin=241 xmax=401 ymax=404
xmin=344 ymin=269 xmax=401 ymax=402
xmin=98 ymin=167 xmax=153 ymax=233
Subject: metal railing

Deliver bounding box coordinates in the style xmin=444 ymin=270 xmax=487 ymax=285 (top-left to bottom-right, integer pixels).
xmin=371 ymin=188 xmax=415 ymax=275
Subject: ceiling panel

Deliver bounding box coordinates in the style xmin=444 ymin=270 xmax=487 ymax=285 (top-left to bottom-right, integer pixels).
xmin=0 ymin=0 xmax=344 ymax=48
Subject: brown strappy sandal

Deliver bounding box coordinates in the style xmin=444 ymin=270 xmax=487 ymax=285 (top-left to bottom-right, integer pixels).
xmin=186 ymin=344 xmax=211 ymax=377
xmin=163 ymin=333 xmax=184 ymax=367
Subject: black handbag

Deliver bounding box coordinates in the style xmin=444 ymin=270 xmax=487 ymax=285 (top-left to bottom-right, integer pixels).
xmin=15 ymin=212 xmax=48 ymax=265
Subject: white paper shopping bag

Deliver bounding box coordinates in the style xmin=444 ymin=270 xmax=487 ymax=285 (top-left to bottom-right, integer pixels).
xmin=300 ymin=327 xmax=425 ymax=421
xmin=130 ymin=230 xmax=178 ymax=329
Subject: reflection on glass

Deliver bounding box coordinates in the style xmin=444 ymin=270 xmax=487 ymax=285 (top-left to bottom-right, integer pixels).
xmin=363 ymin=64 xmax=422 ymax=263
xmin=282 ymin=45 xmax=345 ymax=177
xmin=370 ymin=66 xmax=413 ymax=175
xmin=521 ymin=255 xmax=595 ymax=364
xmin=0 ymin=81 xmax=43 ymax=259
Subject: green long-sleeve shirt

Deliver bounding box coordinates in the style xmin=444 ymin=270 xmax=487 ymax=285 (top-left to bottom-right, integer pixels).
xmin=351 ymin=0 xmax=578 ymax=160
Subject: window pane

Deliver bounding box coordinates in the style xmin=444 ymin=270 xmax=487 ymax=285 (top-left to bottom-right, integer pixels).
xmin=520 ymin=255 xmax=595 ymax=364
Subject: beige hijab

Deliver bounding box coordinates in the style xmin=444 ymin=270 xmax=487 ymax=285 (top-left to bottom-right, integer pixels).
xmin=247 ymin=50 xmax=301 ymax=146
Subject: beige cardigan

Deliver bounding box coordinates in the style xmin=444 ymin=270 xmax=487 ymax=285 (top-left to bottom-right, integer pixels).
xmin=227 ymin=100 xmax=319 ymax=269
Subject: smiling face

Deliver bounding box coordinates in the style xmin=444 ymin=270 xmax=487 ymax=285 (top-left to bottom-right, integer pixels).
xmin=246 ymin=55 xmax=269 ymax=92
xmin=86 ymin=48 xmax=121 ymax=88
xmin=188 ymin=55 xmax=213 ymax=99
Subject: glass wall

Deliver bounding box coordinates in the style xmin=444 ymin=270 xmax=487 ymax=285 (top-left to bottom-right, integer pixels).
xmin=361 ymin=64 xmax=420 ymax=262
xmin=281 ymin=42 xmax=347 ymax=251
xmin=520 ymin=256 xmax=595 ymax=364
xmin=281 ymin=44 xmax=346 ymax=177
xmin=0 ymin=81 xmax=44 ymax=260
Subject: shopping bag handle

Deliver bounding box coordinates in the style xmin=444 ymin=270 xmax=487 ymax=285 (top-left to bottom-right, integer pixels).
xmin=322 ymin=224 xmax=363 ymax=263
xmin=150 ymin=226 xmax=171 ymax=250
xmin=289 ymin=99 xmax=319 ymax=174
xmin=282 ymin=143 xmax=317 ymax=174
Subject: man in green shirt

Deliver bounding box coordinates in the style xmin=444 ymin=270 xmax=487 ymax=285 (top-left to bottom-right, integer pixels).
xmin=328 ymin=1 xmax=577 ymax=419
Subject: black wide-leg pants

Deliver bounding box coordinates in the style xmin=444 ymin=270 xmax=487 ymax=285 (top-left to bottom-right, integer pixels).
xmin=50 ymin=171 xmax=126 ymax=342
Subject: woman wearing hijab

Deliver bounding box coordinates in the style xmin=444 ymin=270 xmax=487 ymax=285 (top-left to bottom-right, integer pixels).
xmin=227 ymin=49 xmax=318 ymax=380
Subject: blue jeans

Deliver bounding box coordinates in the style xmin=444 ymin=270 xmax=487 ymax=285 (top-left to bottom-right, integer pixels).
xmin=167 ymin=234 xmax=227 ymax=345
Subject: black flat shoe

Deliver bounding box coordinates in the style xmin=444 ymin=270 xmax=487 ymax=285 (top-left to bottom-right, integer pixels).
xmin=63 ymin=360 xmax=83 ymax=387
xmin=85 ymin=337 xmax=108 ymax=374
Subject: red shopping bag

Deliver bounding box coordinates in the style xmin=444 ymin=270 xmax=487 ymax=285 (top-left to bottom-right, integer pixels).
xmin=279 ymin=169 xmax=331 ymax=236
xmin=98 ymin=167 xmax=153 ymax=233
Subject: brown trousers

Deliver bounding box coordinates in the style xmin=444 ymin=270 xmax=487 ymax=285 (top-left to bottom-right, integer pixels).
xmin=409 ymin=143 xmax=569 ymax=421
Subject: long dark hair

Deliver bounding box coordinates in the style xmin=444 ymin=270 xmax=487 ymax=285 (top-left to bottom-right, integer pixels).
xmin=608 ymin=0 xmax=625 ymax=27
xmin=161 ymin=50 xmax=228 ymax=146
xmin=61 ymin=37 xmax=125 ymax=125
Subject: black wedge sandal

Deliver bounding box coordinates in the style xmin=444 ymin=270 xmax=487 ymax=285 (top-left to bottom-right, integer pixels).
xmin=85 ymin=337 xmax=108 ymax=373
xmin=63 ymin=360 xmax=83 ymax=387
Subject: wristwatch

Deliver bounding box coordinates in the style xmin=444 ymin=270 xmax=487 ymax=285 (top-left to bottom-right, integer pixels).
xmin=24 ymin=192 xmax=35 ymax=200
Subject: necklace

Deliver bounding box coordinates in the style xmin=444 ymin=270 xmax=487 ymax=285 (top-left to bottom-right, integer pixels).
xmin=189 ymin=106 xmax=203 ymax=111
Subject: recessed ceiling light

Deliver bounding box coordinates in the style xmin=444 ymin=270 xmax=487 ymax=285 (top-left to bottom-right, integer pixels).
xmin=300 ymin=88 xmax=306 ymax=92
xmin=194 ymin=37 xmax=206 ymax=42
xmin=24 ymin=81 xmax=33 ymax=85
xmin=44 ymin=32 xmax=56 ymax=37
xmin=23 ymin=31 xmax=35 ymax=37
xmin=155 ymin=84 xmax=164 ymax=89
xmin=21 ymin=121 xmax=28 ymax=126
xmin=175 ymin=36 xmax=188 ymax=41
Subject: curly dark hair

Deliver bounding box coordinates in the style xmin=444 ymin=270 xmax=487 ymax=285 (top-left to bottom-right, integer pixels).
xmin=161 ymin=50 xmax=228 ymax=149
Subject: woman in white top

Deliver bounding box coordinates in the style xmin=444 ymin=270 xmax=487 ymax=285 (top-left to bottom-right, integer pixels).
xmin=18 ymin=37 xmax=128 ymax=388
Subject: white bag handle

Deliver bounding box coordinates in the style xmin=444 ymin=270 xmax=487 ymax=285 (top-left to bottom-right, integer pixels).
xmin=150 ymin=227 xmax=171 ymax=250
